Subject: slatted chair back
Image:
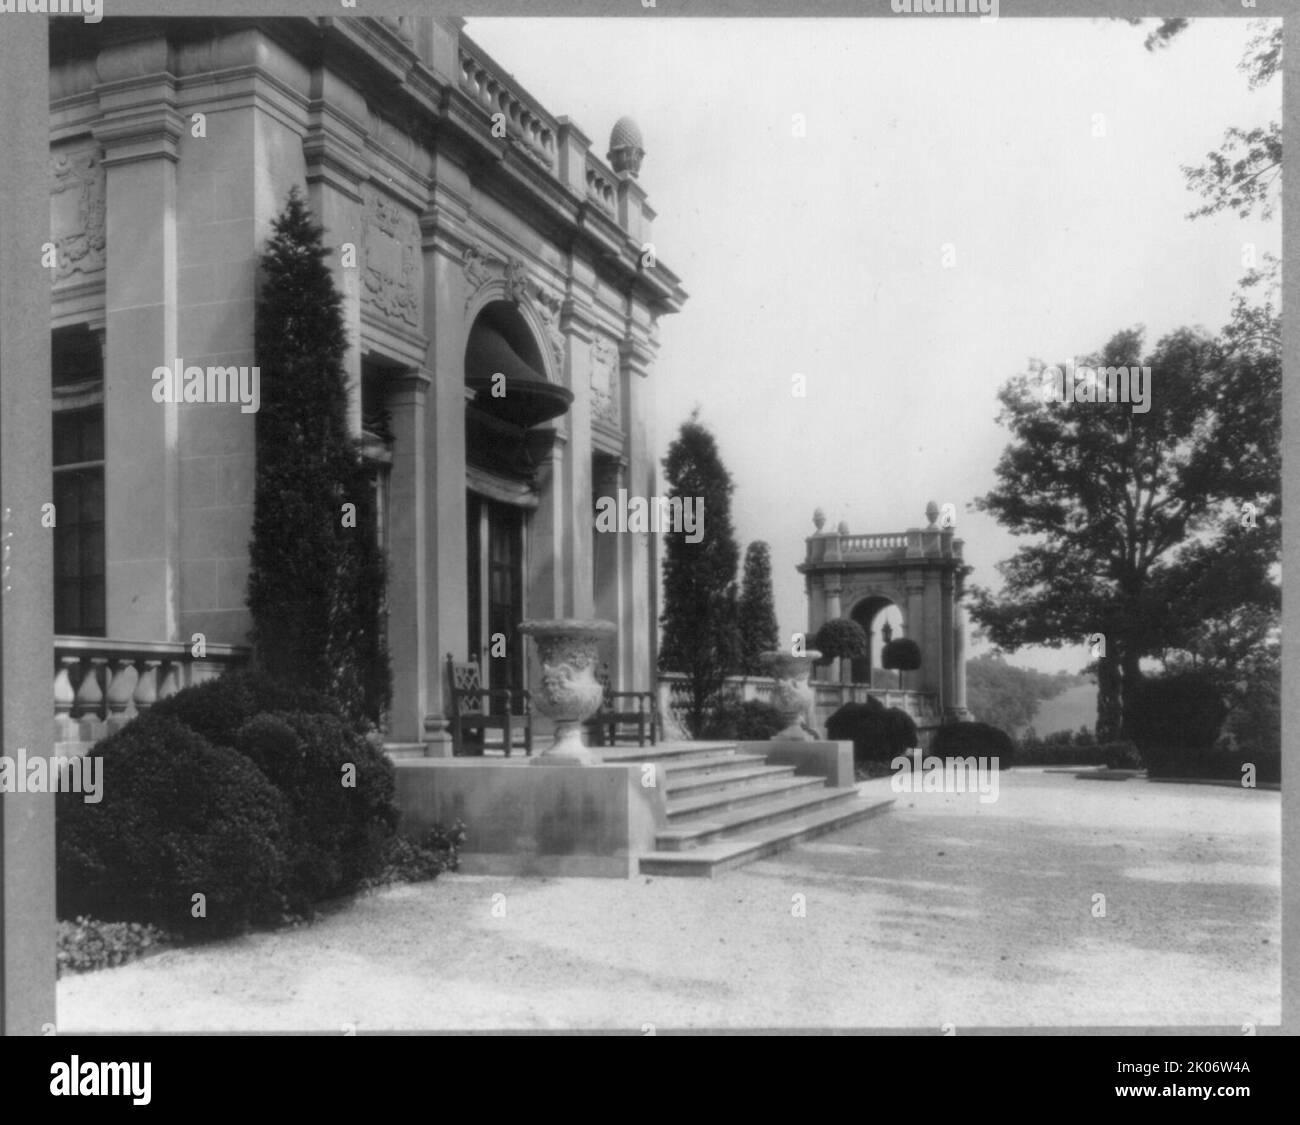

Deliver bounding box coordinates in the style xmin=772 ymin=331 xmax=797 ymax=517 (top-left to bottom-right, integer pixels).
xmin=448 ymin=657 xmax=485 ymax=716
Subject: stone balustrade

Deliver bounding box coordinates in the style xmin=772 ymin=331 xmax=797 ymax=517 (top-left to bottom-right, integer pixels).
xmin=458 ymin=41 xmax=559 ymax=173
xmin=54 ymin=636 xmax=250 ymax=750
xmin=584 ymin=153 xmax=617 ymax=215
xmin=658 ymin=671 xmax=939 ymax=741
xmin=805 ymin=525 xmax=964 ymax=564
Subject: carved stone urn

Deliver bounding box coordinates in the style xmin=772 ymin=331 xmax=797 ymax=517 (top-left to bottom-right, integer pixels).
xmin=519 ymin=619 xmax=617 ymax=765
xmin=760 ymin=649 xmax=822 ymax=741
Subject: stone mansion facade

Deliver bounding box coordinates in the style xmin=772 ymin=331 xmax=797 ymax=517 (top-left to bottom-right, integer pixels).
xmin=48 ymin=15 xmax=686 ymax=752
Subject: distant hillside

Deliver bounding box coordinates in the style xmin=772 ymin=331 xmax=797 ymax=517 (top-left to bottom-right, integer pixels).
xmin=1028 ymin=681 xmax=1098 ymax=737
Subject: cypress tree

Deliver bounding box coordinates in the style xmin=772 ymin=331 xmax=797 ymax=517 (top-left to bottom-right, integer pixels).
xmin=658 ymin=410 xmax=741 ymax=736
xmin=737 ymin=541 xmax=779 ymax=675
xmin=247 ymin=187 xmax=391 ymax=725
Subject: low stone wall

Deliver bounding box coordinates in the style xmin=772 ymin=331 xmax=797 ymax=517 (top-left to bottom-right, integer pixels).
xmin=394 ymin=759 xmax=667 ymax=878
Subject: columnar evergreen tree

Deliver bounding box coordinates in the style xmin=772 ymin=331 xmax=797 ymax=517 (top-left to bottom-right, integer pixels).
xmin=248 ymin=187 xmax=391 ymax=725
xmin=658 ymin=410 xmax=741 ymax=736
xmin=737 ymin=541 xmax=779 ymax=675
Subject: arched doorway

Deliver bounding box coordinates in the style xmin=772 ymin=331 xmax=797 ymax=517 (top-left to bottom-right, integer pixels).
xmin=463 ymin=301 xmax=571 ymax=705
xmin=848 ymin=596 xmax=904 ymax=685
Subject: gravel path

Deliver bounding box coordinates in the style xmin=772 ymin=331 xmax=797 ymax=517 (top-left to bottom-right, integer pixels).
xmin=56 ymin=771 xmax=1280 ymax=1031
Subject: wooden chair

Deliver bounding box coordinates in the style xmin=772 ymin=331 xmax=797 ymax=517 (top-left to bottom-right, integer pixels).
xmin=583 ymin=664 xmax=658 ymax=748
xmin=445 ymin=654 xmax=533 ymax=757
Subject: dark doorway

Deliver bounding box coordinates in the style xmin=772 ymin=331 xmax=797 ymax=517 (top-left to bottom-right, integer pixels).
xmin=467 ymin=493 xmax=525 ymax=712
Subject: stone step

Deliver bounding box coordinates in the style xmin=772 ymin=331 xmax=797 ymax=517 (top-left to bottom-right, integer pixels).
xmin=666 ymin=774 xmax=826 ymax=819
xmin=660 ymin=751 xmax=770 ymax=776
xmin=665 ymin=762 xmax=796 ymax=796
xmin=599 ymin=742 xmax=739 ymax=764
xmin=653 ymin=785 xmax=868 ymax=852
xmin=639 ymin=794 xmax=895 ymax=877
xmin=383 ymin=743 xmax=430 ymax=761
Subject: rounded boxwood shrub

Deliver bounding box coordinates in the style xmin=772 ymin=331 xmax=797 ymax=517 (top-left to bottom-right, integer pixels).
xmin=57 ymin=713 xmax=288 ymax=936
xmin=232 ymin=710 xmax=398 ymax=909
xmin=826 ymin=701 xmax=918 ymax=765
xmin=931 ymin=720 xmax=1015 ymax=767
xmin=701 ymin=699 xmax=787 ymax=741
xmin=1128 ymin=671 xmax=1227 ymax=754
xmin=150 ymin=668 xmax=346 ymax=751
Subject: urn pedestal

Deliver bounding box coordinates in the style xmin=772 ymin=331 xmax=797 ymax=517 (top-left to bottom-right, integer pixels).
xmin=519 ymin=619 xmax=617 ymax=765
xmin=760 ymin=650 xmax=822 ymax=741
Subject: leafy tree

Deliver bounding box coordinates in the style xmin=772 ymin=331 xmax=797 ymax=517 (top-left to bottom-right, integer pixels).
xmin=658 ymin=410 xmax=741 ymax=736
xmin=882 ymin=638 xmax=921 ymax=691
xmin=248 ymin=187 xmax=391 ymax=725
xmin=1133 ymin=18 xmax=1281 ymax=221
xmin=814 ymin=618 xmax=867 ymax=679
xmin=970 ymin=316 xmax=1280 ymax=740
xmin=737 ymin=541 xmax=780 ymax=675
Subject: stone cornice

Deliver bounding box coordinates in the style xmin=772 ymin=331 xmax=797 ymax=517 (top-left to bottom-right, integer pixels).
xmin=92 ymin=100 xmax=184 ymax=167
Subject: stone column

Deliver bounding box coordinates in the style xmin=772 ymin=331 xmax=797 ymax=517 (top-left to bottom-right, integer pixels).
xmin=951 ymin=603 xmax=971 ymax=718
xmin=1 ymin=17 xmax=55 ymax=1032
xmin=592 ymin=455 xmax=627 ymax=683
xmin=939 ymin=570 xmax=956 ymax=716
xmin=303 ymin=67 xmax=369 ymax=438
xmin=384 ymin=370 xmax=431 ymax=743
xmin=418 ymin=239 xmax=470 ymax=752
xmin=824 ymin=579 xmax=842 ymax=683
xmin=529 ymin=430 xmax=567 ymax=620
xmin=621 ymin=333 xmax=656 ymax=691
xmin=560 ymin=289 xmax=599 ymax=620
xmin=906 ymin=579 xmax=929 ymax=694
xmin=93 ymin=38 xmax=185 ymax=643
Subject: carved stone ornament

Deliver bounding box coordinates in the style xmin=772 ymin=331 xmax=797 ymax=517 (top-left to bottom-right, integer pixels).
xmin=533 ymin=283 xmax=567 ymax=369
xmin=361 ymin=186 xmax=419 ymax=327
xmin=49 ymin=148 xmax=106 ymax=282
xmin=590 ymin=336 xmax=620 ymax=428
xmin=503 ymin=257 xmax=529 ymax=304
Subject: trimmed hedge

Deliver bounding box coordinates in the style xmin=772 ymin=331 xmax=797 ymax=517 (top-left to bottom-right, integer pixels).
xmin=1128 ymin=672 xmax=1227 ymax=754
xmin=1014 ymin=738 xmax=1139 ymax=769
xmin=826 ymin=701 xmax=918 ymax=765
xmin=931 ymin=721 xmax=1015 ymax=768
xmin=232 ymin=710 xmax=398 ymax=910
xmin=700 ymin=699 xmax=787 ymax=741
xmin=57 ymin=713 xmax=289 ymax=936
xmin=1144 ymin=744 xmax=1279 ymax=785
xmin=150 ymin=669 xmax=348 ymax=750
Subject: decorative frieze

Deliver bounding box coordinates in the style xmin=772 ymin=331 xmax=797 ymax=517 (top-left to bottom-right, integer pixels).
xmin=361 ymin=185 xmax=420 ymax=328
xmin=49 ymin=147 xmax=106 ymax=282
xmin=590 ymin=336 xmax=620 ymax=429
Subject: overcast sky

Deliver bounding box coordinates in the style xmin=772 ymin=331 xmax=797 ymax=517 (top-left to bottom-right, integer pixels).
xmin=466 ymin=16 xmax=1280 ymax=674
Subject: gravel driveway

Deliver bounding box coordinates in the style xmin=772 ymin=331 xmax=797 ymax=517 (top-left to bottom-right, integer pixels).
xmin=56 ymin=771 xmax=1281 ymax=1031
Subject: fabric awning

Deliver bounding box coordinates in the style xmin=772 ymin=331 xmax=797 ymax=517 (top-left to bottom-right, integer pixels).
xmin=465 ymin=320 xmax=572 ymax=427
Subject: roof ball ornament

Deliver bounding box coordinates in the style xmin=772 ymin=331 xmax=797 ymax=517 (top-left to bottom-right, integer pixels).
xmin=812 ymin=508 xmax=826 ymax=533
xmin=925 ymin=500 xmax=940 ymax=528
xmin=837 ymin=520 xmax=850 ymax=536
xmin=608 ymin=116 xmax=645 ymax=178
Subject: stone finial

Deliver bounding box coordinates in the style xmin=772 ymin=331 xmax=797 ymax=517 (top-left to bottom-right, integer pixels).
xmin=608 ymin=116 xmax=645 ymax=178
xmin=925 ymin=500 xmax=940 ymax=528
xmin=837 ymin=520 xmax=850 ymax=536
xmin=812 ymin=507 xmax=826 ymax=533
